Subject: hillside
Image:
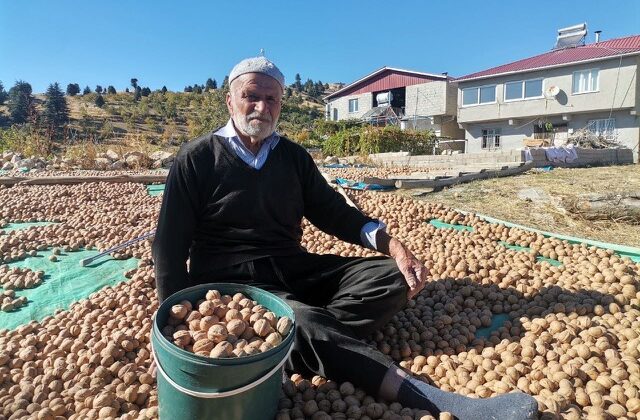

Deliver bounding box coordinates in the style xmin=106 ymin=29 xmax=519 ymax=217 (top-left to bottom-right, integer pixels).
xmin=0 ymin=87 xmax=330 ymax=156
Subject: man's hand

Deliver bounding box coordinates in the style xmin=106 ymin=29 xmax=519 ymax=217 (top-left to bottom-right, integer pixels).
xmin=377 ymin=231 xmax=428 ymax=300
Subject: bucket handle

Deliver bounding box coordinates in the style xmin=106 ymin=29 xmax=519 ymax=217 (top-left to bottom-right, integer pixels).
xmin=152 ymin=342 xmax=294 ymax=399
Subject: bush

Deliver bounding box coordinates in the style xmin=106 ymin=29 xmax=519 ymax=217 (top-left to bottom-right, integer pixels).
xmin=0 ymin=125 xmax=52 ymax=156
xmin=322 ymin=125 xmax=436 ymax=157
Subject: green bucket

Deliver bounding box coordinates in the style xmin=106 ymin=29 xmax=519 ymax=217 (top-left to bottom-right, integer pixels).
xmin=151 ymin=283 xmax=295 ymax=420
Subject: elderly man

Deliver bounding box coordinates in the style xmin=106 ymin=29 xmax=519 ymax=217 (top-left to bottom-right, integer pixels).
xmin=152 ymin=57 xmax=537 ymax=420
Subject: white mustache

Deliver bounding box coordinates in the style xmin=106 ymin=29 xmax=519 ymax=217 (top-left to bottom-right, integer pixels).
xmin=246 ymin=112 xmax=272 ymax=123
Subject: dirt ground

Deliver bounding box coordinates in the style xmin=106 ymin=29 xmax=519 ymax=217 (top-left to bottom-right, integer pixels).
xmin=410 ymin=164 xmax=640 ymax=248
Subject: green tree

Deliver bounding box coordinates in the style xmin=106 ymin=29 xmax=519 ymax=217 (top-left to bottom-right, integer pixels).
xmin=193 ymin=85 xmax=203 ymax=94
xmin=221 ymin=75 xmax=229 ymax=90
xmin=82 ymin=86 xmax=91 ymax=95
xmin=184 ymin=85 xmax=193 ymax=93
xmin=205 ymin=78 xmax=216 ymax=91
xmin=0 ymin=81 xmax=7 ymax=105
xmin=43 ymin=82 xmax=70 ymax=139
xmin=8 ymin=80 xmax=35 ymax=124
xmin=161 ymin=86 xmax=168 ymax=93
xmin=94 ymin=94 xmax=105 ymax=108
xmin=141 ymin=87 xmax=151 ymax=96
xmin=95 ymin=85 xmax=103 ymax=94
xmin=294 ymin=73 xmax=302 ymax=91
xmin=107 ymin=85 xmax=116 ymax=94
xmin=66 ymin=83 xmax=80 ymax=96
xmin=130 ymin=78 xmax=138 ymax=90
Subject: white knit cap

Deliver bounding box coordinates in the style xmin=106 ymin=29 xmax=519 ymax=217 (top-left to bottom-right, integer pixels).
xmin=228 ymin=56 xmax=285 ymax=90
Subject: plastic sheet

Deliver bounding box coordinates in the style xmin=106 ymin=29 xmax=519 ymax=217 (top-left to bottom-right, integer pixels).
xmin=0 ymin=248 xmax=138 ymax=330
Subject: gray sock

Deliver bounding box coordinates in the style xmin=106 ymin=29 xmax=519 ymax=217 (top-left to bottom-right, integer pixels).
xmin=380 ymin=366 xmax=538 ymax=420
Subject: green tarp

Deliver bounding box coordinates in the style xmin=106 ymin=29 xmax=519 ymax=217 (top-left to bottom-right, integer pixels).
xmin=464 ymin=211 xmax=640 ymax=263
xmin=0 ymin=249 xmax=138 ymax=330
xmin=147 ymin=184 xmax=165 ymax=196
xmin=427 ymin=219 xmax=562 ymax=266
xmin=2 ymin=221 xmax=57 ymax=233
xmin=475 ymin=313 xmax=510 ymax=339
xmin=428 ymin=219 xmax=474 ymax=232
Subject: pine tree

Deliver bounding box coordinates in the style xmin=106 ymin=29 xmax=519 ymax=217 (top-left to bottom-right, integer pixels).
xmin=212 ymin=79 xmax=217 ymax=90
xmin=161 ymin=86 xmax=168 ymax=93
xmin=94 ymin=94 xmax=105 ymax=108
xmin=141 ymin=87 xmax=151 ymax=96
xmin=193 ymin=85 xmax=203 ymax=94
xmin=134 ymin=86 xmax=142 ymax=101
xmin=294 ymin=74 xmax=302 ymax=91
xmin=83 ymin=86 xmax=91 ymax=95
xmin=66 ymin=83 xmax=80 ymax=96
xmin=130 ymin=78 xmax=138 ymax=90
xmin=43 ymin=82 xmax=70 ymax=138
xmin=184 ymin=85 xmax=193 ymax=93
xmin=125 ymin=88 xmax=130 ymax=93
xmin=8 ymin=80 xmax=35 ymax=124
xmin=0 ymin=81 xmax=7 ymax=105
xmin=221 ymin=76 xmax=229 ymax=90
xmin=95 ymin=85 xmax=103 ymax=94
xmin=107 ymin=86 xmax=116 ymax=95
xmin=205 ymin=78 xmax=215 ymax=91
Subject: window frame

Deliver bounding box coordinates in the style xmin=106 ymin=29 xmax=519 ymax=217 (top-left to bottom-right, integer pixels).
xmin=504 ymin=78 xmax=545 ymax=102
xmin=572 ymin=68 xmax=599 ymax=95
xmin=461 ymin=84 xmax=497 ymax=107
xmin=481 ymin=128 xmax=501 ymax=149
xmin=348 ymin=98 xmax=359 ymax=113
xmin=587 ymin=118 xmax=616 ymax=140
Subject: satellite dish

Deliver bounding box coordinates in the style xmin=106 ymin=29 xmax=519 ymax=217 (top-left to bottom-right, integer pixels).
xmin=545 ymin=85 xmax=560 ymax=99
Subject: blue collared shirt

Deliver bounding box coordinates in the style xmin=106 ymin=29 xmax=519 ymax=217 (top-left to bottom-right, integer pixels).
xmin=214 ymin=119 xmax=386 ymax=250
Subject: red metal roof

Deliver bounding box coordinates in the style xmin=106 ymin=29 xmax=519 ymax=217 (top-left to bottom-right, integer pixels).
xmin=456 ymin=34 xmax=640 ymax=82
xmin=325 ymin=67 xmax=447 ymax=100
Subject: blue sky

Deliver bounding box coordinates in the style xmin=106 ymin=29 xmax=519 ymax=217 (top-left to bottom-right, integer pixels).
xmin=1 ymin=0 xmax=638 ymax=93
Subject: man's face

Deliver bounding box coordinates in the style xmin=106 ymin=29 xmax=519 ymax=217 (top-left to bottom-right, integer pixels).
xmin=226 ymin=73 xmax=283 ymax=141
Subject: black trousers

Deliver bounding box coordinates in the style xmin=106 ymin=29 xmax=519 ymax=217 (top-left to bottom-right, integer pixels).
xmin=191 ymin=253 xmax=408 ymax=395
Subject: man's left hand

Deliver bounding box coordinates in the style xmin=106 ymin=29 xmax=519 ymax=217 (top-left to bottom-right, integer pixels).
xmin=388 ymin=238 xmax=428 ymax=300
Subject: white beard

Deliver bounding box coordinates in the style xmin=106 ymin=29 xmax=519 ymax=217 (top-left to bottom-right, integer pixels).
xmin=233 ymin=111 xmax=277 ymax=141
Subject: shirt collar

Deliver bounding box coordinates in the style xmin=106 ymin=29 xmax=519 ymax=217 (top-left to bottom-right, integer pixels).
xmin=215 ymin=119 xmax=280 ymax=149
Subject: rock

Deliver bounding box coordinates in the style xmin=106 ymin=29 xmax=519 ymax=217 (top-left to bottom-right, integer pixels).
xmin=517 ymin=188 xmax=549 ymax=204
xmin=149 ymin=151 xmax=175 ymax=168
xmin=18 ymin=158 xmax=34 ymax=170
xmin=94 ymin=158 xmax=111 ymax=169
xmin=105 ymin=149 xmax=119 ymax=161
xmin=110 ymin=160 xmax=125 ymax=170
xmin=1 ymin=162 xmax=14 ymax=171
xmin=323 ymin=156 xmax=339 ymax=164
xmin=149 ymin=151 xmax=173 ymax=161
xmin=10 ymin=154 xmax=23 ymax=164
xmin=125 ymin=154 xmax=142 ymax=168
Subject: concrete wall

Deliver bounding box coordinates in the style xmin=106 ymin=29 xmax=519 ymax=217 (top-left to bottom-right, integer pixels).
xmin=369 ymin=147 xmax=634 ymax=168
xmin=458 ymin=55 xmax=638 ymax=123
xmin=326 ymin=92 xmax=373 ymax=121
xmin=405 ymin=81 xmax=447 ymax=117
xmin=463 ymin=109 xmax=639 ymax=161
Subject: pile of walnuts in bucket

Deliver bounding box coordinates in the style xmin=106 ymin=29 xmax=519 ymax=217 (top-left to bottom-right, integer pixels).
xmin=160 ymin=289 xmax=293 ymax=358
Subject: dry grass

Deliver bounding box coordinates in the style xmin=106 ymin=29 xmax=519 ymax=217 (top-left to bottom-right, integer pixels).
xmin=411 ymin=165 xmax=640 ymax=248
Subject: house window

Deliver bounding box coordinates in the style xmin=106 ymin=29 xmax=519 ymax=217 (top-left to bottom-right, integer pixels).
xmin=505 ymin=78 xmax=543 ymax=101
xmin=587 ymin=118 xmax=616 ymax=140
xmin=333 ymin=108 xmax=338 ymax=121
xmin=481 ymin=129 xmax=501 ymax=149
xmin=573 ymin=69 xmax=599 ymax=94
xmin=348 ymin=98 xmax=359 ymax=113
xmin=462 ymin=85 xmax=496 ymax=106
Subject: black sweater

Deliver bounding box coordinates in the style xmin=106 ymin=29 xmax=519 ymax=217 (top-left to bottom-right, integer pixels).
xmin=152 ymin=132 xmax=375 ymax=301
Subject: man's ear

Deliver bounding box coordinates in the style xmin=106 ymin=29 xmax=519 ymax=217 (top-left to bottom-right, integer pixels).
xmin=225 ymin=92 xmax=233 ymax=113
